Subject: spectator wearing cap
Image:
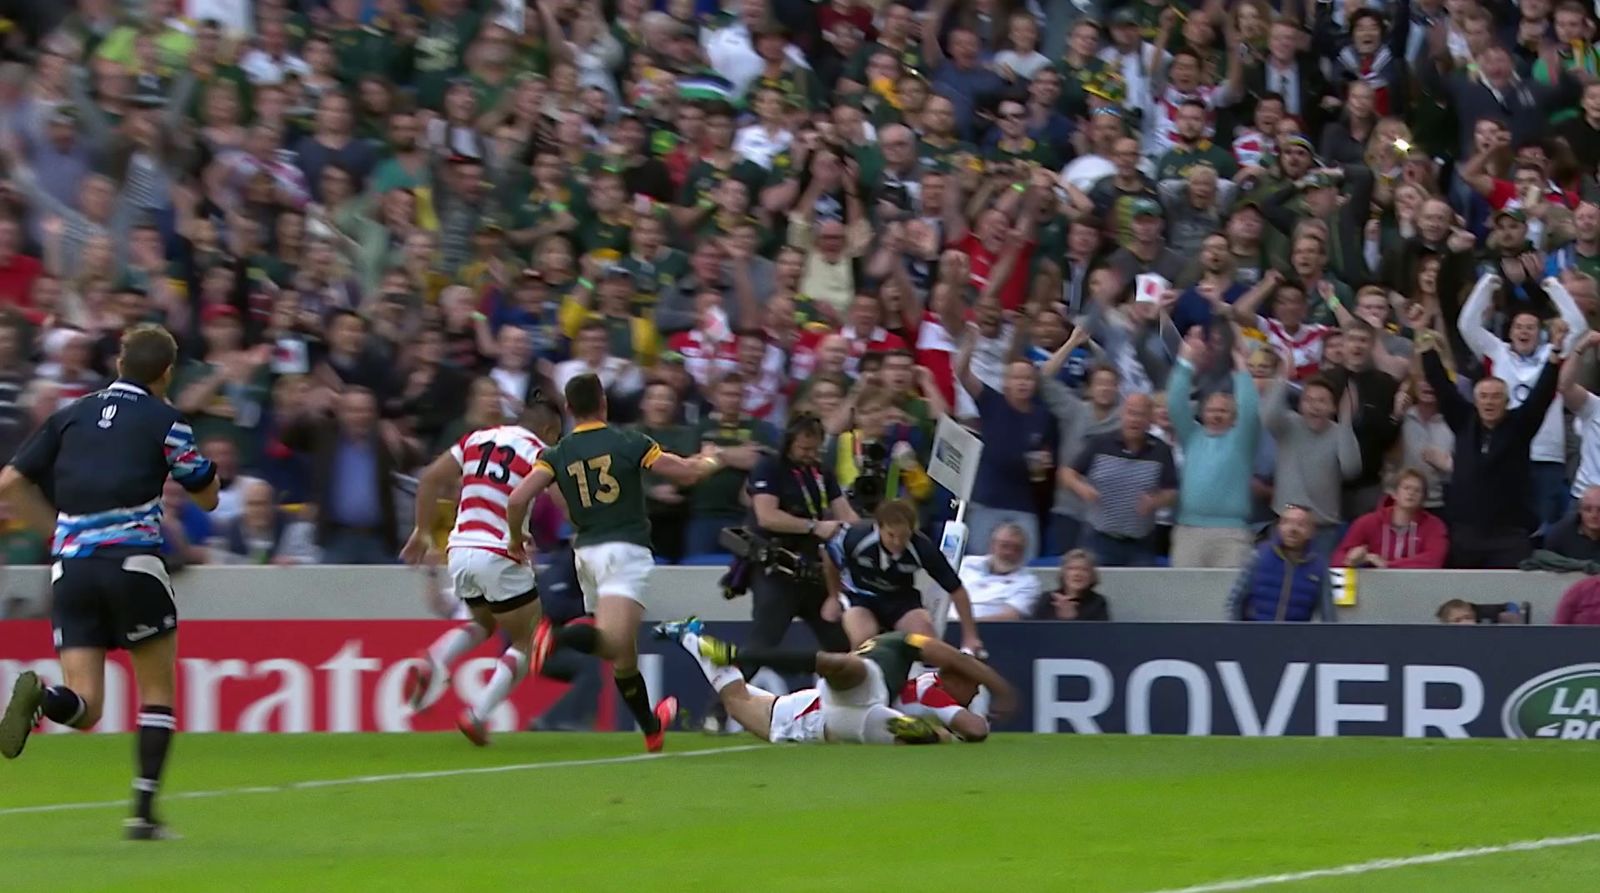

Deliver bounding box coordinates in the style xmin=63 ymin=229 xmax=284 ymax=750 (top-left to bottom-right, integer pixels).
xmin=562 ymin=261 xmax=661 ymax=365
xmin=434 ymin=153 xmax=494 ymax=277
xmin=1100 ymin=7 xmax=1158 ymax=115
xmin=1263 ymin=164 xmax=1373 ymax=290
xmin=1459 ymin=271 xmax=1588 ymax=528
xmin=1419 ymin=321 xmax=1562 ymax=568
xmin=172 ymin=303 xmax=272 ymax=461
xmin=1109 ymin=198 xmax=1188 ymax=286
xmin=1227 ymin=505 xmax=1337 ymax=622
xmin=955 ymin=522 xmax=1043 ymax=621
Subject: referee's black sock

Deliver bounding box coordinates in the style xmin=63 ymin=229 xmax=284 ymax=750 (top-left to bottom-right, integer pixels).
xmin=557 ymin=623 xmax=600 ymax=655
xmin=133 ymin=705 xmax=175 ymax=824
xmin=41 ymin=686 xmax=87 ymax=728
xmin=734 ymin=648 xmax=818 ymax=675
xmin=614 ymin=670 xmax=659 ymax=735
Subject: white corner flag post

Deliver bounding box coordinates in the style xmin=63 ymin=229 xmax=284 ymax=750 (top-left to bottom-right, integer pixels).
xmin=926 ymin=415 xmax=984 ymax=638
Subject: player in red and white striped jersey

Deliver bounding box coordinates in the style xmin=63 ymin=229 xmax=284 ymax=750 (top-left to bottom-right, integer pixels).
xmin=399 ymin=397 xmax=565 ymax=742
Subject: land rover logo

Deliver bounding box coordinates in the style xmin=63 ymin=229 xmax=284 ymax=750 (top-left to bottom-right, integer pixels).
xmin=1501 ymin=664 xmax=1600 ymax=739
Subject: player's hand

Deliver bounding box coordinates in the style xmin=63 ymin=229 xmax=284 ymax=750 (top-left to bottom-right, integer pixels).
xmin=399 ymin=528 xmax=435 ymax=566
xmin=821 ymin=598 xmax=842 ymax=623
xmin=987 ymin=683 xmax=1017 ymax=723
xmin=507 ymin=538 xmax=530 ymax=564
xmin=813 ymin=519 xmax=843 ymax=540
xmin=960 ymin=635 xmax=986 ymax=660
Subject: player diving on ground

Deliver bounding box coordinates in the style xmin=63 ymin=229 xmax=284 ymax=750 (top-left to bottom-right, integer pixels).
xmin=653 ymin=619 xmax=1013 ymax=744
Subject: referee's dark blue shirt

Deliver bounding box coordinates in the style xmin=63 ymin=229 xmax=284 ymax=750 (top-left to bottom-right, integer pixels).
xmin=826 ymin=523 xmax=964 ymax=603
xmin=10 ymin=380 xmax=216 ymax=558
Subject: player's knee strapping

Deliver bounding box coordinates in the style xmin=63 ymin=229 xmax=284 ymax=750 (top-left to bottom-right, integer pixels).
xmin=134 ymin=705 xmax=176 ymax=822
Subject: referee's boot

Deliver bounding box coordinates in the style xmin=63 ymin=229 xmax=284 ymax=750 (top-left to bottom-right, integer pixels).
xmin=0 ymin=670 xmax=44 ymax=759
xmin=124 ymin=819 xmax=182 ymax=841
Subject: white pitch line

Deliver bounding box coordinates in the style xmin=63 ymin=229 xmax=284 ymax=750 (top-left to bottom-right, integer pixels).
xmin=0 ymin=743 xmax=768 ymax=818
xmin=1143 ymin=832 xmax=1600 ymax=893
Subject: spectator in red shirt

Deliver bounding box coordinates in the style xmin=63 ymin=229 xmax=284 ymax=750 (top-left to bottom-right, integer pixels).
xmin=1332 ymin=469 xmax=1450 ymax=569
xmin=0 ymin=218 xmax=41 ymax=311
xmin=1555 ymin=576 xmax=1600 ymax=625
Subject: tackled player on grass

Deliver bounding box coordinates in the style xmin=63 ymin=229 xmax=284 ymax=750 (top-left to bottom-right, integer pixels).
xmin=656 ymin=619 xmax=1013 ymax=744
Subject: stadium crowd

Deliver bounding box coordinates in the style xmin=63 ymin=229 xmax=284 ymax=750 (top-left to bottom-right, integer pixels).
xmin=5 ymin=0 xmax=1600 ymax=605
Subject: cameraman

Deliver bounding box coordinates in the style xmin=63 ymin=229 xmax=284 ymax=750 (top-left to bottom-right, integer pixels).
xmin=744 ymin=412 xmax=859 ymax=655
xmin=830 ymin=386 xmax=933 ymax=515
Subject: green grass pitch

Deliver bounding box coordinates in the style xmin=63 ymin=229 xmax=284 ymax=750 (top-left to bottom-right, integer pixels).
xmin=2 ymin=733 xmax=1599 ymax=892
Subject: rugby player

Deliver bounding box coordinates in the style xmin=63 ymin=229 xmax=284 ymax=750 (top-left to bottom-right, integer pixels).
xmin=505 ymin=373 xmax=724 ymax=752
xmin=0 ymin=325 xmax=219 ymax=840
xmin=399 ymin=394 xmax=564 ymax=744
xmin=823 ymin=499 xmax=984 ymax=653
xmin=658 ymin=619 xmax=1013 ymax=744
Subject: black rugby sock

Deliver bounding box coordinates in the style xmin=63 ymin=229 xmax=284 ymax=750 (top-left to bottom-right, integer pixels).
xmin=557 ymin=623 xmax=600 ymax=655
xmin=133 ymin=705 xmax=175 ymax=823
xmin=41 ymin=686 xmax=86 ymax=728
xmin=734 ymin=648 xmax=818 ymax=675
xmin=614 ymin=670 xmax=659 ymax=735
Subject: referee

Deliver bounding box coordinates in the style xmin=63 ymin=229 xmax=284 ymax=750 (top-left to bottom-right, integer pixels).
xmin=0 ymin=325 xmax=219 ymax=841
xmin=744 ymin=412 xmax=858 ymax=655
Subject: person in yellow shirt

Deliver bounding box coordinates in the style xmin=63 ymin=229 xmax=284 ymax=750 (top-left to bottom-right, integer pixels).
xmin=559 ymin=261 xmax=660 ymax=366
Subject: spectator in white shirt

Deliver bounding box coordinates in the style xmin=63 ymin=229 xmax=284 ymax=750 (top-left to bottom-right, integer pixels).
xmin=553 ymin=319 xmax=644 ymax=401
xmin=953 ymin=523 xmax=1042 ymax=621
xmin=238 ymin=18 xmax=309 ymax=86
xmin=733 ymin=85 xmax=794 ymax=170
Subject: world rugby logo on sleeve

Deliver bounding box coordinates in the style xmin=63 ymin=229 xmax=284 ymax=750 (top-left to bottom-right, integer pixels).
xmin=1501 ymin=664 xmax=1600 ymax=740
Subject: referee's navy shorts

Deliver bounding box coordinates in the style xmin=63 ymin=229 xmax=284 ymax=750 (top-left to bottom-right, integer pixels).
xmin=50 ymin=554 xmax=178 ymax=651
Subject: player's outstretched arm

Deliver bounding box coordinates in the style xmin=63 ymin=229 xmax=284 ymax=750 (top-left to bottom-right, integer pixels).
xmin=650 ymin=445 xmax=724 ymax=485
xmin=401 ymin=452 xmax=462 ymax=565
xmin=914 ymin=636 xmax=1016 ymax=721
